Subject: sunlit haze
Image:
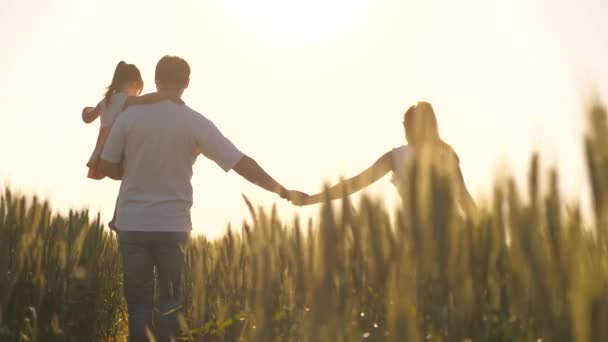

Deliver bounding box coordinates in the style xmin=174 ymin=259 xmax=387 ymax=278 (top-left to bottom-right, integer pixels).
xmin=0 ymin=0 xmax=607 ymax=238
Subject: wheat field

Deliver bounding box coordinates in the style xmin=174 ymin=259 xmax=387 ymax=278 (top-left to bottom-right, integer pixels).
xmin=2 ymin=101 xmax=608 ymax=341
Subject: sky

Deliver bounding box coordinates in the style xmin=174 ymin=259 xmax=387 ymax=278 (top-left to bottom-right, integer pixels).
xmin=0 ymin=0 xmax=607 ymax=239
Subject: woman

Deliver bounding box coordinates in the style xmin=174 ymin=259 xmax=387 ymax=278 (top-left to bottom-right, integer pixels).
xmin=301 ymin=101 xmax=476 ymax=215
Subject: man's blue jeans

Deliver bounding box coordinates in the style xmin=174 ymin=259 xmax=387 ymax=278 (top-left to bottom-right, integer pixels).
xmin=117 ymin=231 xmax=189 ymax=342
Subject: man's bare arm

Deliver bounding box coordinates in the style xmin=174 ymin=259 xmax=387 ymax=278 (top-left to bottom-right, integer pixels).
xmin=98 ymin=159 xmax=122 ymax=180
xmin=122 ymin=91 xmax=184 ymax=110
xmin=232 ymin=156 xmax=289 ymax=197
xmin=232 ymin=155 xmax=309 ymax=203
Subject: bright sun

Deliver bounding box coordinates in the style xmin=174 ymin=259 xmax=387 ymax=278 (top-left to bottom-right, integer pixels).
xmin=224 ymin=0 xmax=374 ymax=46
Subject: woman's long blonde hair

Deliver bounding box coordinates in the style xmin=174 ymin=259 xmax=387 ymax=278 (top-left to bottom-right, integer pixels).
xmin=403 ymin=101 xmax=441 ymax=145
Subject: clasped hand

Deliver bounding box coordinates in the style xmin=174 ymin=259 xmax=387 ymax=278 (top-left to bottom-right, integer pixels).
xmin=281 ymin=190 xmax=321 ymax=206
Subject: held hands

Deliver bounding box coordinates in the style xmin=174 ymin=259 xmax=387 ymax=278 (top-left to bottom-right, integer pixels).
xmin=279 ymin=189 xmax=323 ymax=206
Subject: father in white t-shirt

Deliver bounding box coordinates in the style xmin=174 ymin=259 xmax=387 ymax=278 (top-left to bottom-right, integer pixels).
xmin=99 ymin=55 xmax=307 ymax=342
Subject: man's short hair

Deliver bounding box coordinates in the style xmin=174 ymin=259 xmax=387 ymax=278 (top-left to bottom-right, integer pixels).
xmin=155 ymin=55 xmax=190 ymax=88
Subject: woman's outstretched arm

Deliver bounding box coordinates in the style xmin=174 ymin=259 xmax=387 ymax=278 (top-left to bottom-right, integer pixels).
xmin=303 ymin=151 xmax=393 ymax=205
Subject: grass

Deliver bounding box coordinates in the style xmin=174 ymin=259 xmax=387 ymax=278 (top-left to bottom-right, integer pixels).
xmin=2 ymin=101 xmax=608 ymax=341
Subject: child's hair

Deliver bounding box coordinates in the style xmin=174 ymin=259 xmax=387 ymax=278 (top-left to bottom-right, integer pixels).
xmin=104 ymin=61 xmax=143 ymax=105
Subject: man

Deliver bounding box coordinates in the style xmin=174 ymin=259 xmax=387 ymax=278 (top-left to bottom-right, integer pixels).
xmin=99 ymin=55 xmax=307 ymax=341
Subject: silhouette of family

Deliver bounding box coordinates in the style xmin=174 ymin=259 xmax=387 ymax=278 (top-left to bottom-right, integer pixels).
xmin=82 ymin=56 xmax=475 ymax=341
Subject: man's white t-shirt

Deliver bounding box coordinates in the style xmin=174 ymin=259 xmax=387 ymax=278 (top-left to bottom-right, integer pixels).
xmin=101 ymin=100 xmax=244 ymax=232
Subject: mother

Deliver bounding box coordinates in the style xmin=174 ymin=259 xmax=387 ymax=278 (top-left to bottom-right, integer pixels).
xmin=301 ymin=101 xmax=476 ymax=215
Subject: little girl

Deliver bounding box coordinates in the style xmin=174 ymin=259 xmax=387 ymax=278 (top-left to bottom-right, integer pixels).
xmin=82 ymin=61 xmax=144 ymax=179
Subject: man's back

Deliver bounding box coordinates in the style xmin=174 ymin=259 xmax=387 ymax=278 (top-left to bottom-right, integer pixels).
xmin=102 ymin=100 xmax=243 ymax=232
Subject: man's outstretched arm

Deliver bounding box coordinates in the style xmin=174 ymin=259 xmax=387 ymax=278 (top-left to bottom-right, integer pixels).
xmin=194 ymin=114 xmax=308 ymax=202
xmin=232 ymin=155 xmax=307 ymax=200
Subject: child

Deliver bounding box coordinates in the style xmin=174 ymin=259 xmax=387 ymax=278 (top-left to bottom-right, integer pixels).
xmin=82 ymin=61 xmax=144 ymax=179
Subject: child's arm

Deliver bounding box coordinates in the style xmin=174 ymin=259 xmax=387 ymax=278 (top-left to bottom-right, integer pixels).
xmin=82 ymin=105 xmax=101 ymax=124
xmin=122 ymin=91 xmax=184 ymax=110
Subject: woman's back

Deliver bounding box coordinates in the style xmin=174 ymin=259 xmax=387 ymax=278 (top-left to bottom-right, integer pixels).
xmin=390 ymin=141 xmax=475 ymax=215
xmin=390 ymin=141 xmax=460 ymax=187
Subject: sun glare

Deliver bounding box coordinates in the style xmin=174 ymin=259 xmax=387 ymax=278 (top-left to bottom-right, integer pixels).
xmin=223 ymin=0 xmax=373 ymax=46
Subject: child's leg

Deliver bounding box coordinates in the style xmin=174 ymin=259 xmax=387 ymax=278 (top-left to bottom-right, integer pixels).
xmin=109 ymin=199 xmax=118 ymax=231
xmin=109 ymin=212 xmax=117 ymax=231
